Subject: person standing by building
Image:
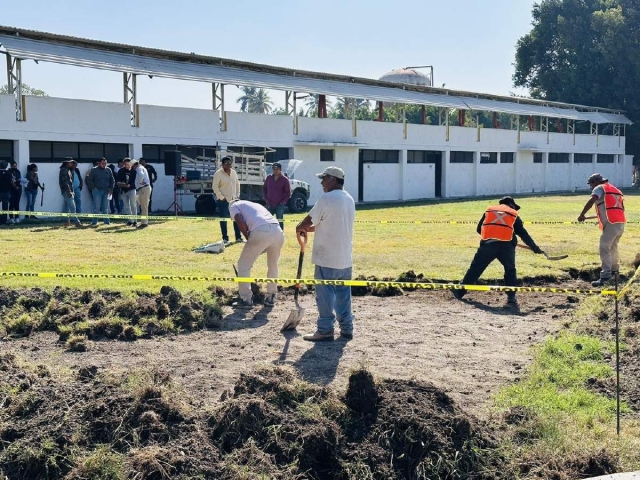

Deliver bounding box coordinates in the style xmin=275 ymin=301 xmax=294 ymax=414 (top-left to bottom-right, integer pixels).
xmin=132 ymin=160 xmax=151 ymax=229
xmin=139 ymin=158 xmax=157 ymax=212
xmin=8 ymin=161 xmax=22 ymax=224
xmin=229 ymin=199 xmax=285 ymax=308
xmin=58 ymin=158 xmax=82 ymax=227
xmin=70 ymin=160 xmax=83 ymax=214
xmin=87 ymin=157 xmax=114 ymax=227
xmin=295 ymin=166 xmax=355 ymax=342
xmin=263 ymin=162 xmax=291 ymax=231
xmin=212 ymin=156 xmax=242 ymax=243
xmin=24 ymin=164 xmax=43 ymax=219
xmin=578 ymin=173 xmax=626 ymax=287
xmin=116 ymin=158 xmax=137 ymax=226
xmin=0 ymin=161 xmax=12 ymax=225
xmin=453 ymin=196 xmax=544 ymax=304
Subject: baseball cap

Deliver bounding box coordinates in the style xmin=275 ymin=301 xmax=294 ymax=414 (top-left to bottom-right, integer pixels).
xmin=316 ymin=166 xmax=345 ymax=180
xmin=272 ymin=162 xmax=282 ymax=169
xmin=499 ymin=196 xmax=521 ymax=211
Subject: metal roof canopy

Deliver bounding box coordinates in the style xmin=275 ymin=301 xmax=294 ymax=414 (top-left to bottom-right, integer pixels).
xmin=0 ymin=25 xmax=632 ymax=124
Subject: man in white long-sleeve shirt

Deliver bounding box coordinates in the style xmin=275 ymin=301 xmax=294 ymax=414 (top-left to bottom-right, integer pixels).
xmin=132 ymin=160 xmax=152 ymax=229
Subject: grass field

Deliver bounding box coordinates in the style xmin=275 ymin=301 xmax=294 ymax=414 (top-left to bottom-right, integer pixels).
xmin=1 ymin=190 xmax=639 ymax=292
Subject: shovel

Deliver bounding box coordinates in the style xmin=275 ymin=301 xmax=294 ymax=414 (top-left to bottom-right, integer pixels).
xmin=281 ymin=231 xmax=307 ymax=332
xmin=517 ymin=244 xmax=568 ymax=261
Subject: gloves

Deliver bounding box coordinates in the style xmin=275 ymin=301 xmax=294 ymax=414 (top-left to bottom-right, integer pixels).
xmin=533 ymin=246 xmax=544 ymax=255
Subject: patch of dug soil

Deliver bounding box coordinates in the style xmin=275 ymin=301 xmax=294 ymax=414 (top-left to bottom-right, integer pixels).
xmin=0 ymin=286 xmax=225 ymax=343
xmin=0 ymin=356 xmax=511 ymax=480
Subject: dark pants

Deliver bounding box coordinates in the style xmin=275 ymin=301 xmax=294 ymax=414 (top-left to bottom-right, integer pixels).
xmin=0 ymin=193 xmax=10 ymax=224
xmin=268 ymin=204 xmax=285 ymax=231
xmin=9 ymin=190 xmax=21 ymax=219
xmin=148 ymin=182 xmax=154 ymax=212
xmin=216 ymin=199 xmax=241 ymax=241
xmin=461 ymin=242 xmax=517 ymax=289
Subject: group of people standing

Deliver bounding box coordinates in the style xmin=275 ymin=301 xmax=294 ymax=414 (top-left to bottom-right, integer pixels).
xmin=58 ymin=157 xmax=153 ymax=228
xmin=0 ymin=160 xmax=28 ymax=224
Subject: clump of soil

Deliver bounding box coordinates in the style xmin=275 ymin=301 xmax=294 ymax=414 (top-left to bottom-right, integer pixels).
xmin=0 ymin=286 xmax=223 ymax=343
xmin=2 ymin=355 xmax=618 ymax=480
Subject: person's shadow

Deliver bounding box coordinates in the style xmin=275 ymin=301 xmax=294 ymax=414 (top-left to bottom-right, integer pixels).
xmin=293 ymin=338 xmax=347 ymax=385
xmin=220 ymin=305 xmax=270 ymax=330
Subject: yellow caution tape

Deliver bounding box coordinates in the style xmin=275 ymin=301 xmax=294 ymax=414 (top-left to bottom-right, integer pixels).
xmin=0 ymin=271 xmax=617 ymax=296
xmin=4 ymin=209 xmax=625 ymax=225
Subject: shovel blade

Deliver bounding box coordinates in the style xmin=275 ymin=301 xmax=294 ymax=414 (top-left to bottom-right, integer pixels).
xmin=281 ymin=307 xmax=305 ymax=332
xmin=546 ymin=254 xmax=569 ymax=261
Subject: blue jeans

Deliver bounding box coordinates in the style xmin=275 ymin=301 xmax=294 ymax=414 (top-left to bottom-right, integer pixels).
xmin=268 ymin=204 xmax=285 ymax=230
xmin=25 ymin=188 xmax=37 ymax=212
xmin=73 ymin=187 xmax=82 ymax=213
xmin=315 ymin=265 xmax=354 ymax=335
xmin=91 ymin=189 xmax=110 ymax=225
xmin=62 ymin=193 xmax=80 ymax=224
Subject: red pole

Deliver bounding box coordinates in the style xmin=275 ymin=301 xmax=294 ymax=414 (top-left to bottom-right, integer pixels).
xmin=421 ymin=105 xmax=426 ymax=124
xmin=378 ymin=101 xmax=384 ymax=122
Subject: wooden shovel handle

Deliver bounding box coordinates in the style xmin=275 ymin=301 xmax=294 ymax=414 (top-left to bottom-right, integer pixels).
xmin=297 ymin=231 xmax=307 ymax=253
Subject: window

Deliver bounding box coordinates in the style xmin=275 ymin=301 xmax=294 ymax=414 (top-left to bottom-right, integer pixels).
xmin=320 ymin=149 xmax=335 ymax=162
xmin=533 ymin=153 xmax=543 ymax=163
xmin=479 ymin=152 xmax=498 ymax=164
xmin=407 ymin=150 xmax=441 ymax=164
xmin=574 ymin=153 xmax=593 ymax=164
xmin=143 ymin=144 xmax=218 ymax=163
xmin=450 ymin=151 xmax=474 ymax=164
xmin=29 ymin=141 xmax=130 ymax=163
xmin=500 ymin=152 xmax=515 ymax=164
xmin=597 ymin=154 xmax=615 ymax=164
xmin=548 ymin=152 xmax=569 ymax=163
xmin=0 ymin=140 xmax=13 ymax=163
xmin=360 ymin=149 xmax=400 ymax=163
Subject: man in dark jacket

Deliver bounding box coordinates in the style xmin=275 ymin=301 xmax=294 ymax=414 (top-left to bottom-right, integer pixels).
xmin=453 ymin=196 xmax=544 ymax=304
xmin=8 ymin=161 xmax=22 ymax=224
xmin=0 ymin=161 xmax=12 ymax=225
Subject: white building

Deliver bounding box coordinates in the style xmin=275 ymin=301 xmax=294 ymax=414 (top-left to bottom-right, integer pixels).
xmin=0 ymin=26 xmax=633 ymax=213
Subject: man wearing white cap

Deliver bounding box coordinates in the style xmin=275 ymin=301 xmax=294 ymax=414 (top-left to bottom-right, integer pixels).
xmin=296 ymin=166 xmax=355 ymax=341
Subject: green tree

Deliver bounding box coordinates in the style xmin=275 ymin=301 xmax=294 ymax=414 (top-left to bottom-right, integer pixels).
xmin=236 ymin=86 xmax=274 ymax=114
xmin=304 ymin=94 xmax=332 ymax=117
xmin=0 ymin=83 xmax=47 ymax=96
xmin=329 ymin=98 xmax=374 ymax=120
xmin=514 ymin=0 xmax=640 ymax=157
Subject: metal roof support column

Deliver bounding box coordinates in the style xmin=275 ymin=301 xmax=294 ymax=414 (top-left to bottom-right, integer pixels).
xmin=123 ymin=73 xmax=138 ymax=127
xmin=6 ymin=54 xmax=24 ymax=121
xmin=285 ymin=91 xmax=294 ymax=115
xmin=352 ymin=102 xmax=358 ymax=137
xmin=212 ymin=83 xmax=226 ymax=131
xmin=614 ymin=123 xmax=621 ymax=148
xmin=541 ymin=117 xmax=549 ymax=144
xmin=293 ymin=93 xmax=298 ymax=135
xmin=568 ymin=119 xmax=575 ymax=145
xmin=591 ymin=122 xmax=598 ymax=146
xmin=445 ymin=109 xmax=449 ymax=142
xmin=516 ymin=115 xmax=521 ymax=144
xmin=476 ymin=113 xmax=480 ymax=142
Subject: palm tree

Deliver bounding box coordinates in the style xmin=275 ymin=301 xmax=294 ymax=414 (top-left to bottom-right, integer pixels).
xmin=236 ymin=86 xmax=274 ymax=114
xmin=330 ymin=97 xmax=372 ymax=120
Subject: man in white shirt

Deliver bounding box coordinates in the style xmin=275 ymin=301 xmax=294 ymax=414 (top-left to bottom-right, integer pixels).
xmin=212 ymin=156 xmax=242 ymax=244
xmin=295 ymin=166 xmax=355 ymax=341
xmin=132 ymin=160 xmax=152 ymax=229
xmin=229 ymin=200 xmax=285 ymax=308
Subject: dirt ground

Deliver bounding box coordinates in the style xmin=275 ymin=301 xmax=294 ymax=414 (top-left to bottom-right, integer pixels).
xmin=2 ymin=287 xmax=573 ymax=416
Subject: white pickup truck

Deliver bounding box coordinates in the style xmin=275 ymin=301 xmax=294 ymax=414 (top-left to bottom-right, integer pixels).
xmin=179 ymin=150 xmax=310 ymax=215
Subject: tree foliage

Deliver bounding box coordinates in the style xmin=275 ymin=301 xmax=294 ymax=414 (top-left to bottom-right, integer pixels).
xmin=514 ymin=0 xmax=640 ymax=156
xmin=236 ymin=86 xmax=274 ymax=114
xmin=0 ymin=83 xmax=48 ymax=96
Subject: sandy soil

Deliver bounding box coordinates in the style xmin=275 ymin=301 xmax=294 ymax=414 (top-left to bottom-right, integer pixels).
xmin=3 ymin=288 xmax=572 ymax=416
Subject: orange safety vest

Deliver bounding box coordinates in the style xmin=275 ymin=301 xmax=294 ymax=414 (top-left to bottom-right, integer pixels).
xmin=596 ymin=183 xmax=626 ymax=229
xmin=481 ymin=205 xmax=518 ymax=241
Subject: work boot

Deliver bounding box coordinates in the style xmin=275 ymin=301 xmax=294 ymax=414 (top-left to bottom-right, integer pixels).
xmin=303 ymin=331 xmax=335 ymax=342
xmin=340 ymin=331 xmax=353 ymax=340
xmin=232 ymin=298 xmax=253 ymax=309
xmin=263 ymin=294 xmax=276 ymax=307
xmin=506 ymin=293 xmax=517 ymax=304
xmin=592 ymin=278 xmax=610 ymax=288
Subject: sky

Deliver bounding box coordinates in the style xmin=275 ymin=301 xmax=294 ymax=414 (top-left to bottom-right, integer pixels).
xmin=1 ymin=0 xmax=538 ymax=112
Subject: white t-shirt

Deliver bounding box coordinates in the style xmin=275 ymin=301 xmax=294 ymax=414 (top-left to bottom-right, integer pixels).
xmin=309 ymin=189 xmax=355 ymax=269
xmin=229 ymin=200 xmax=278 ymax=232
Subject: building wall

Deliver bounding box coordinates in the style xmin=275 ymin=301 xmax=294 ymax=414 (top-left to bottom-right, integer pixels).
xmin=0 ymin=94 xmax=632 ymax=215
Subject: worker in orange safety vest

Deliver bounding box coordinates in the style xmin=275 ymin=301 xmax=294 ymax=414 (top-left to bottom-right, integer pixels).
xmin=453 ymin=196 xmax=544 ymax=304
xmin=578 ymin=173 xmax=626 ymax=287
